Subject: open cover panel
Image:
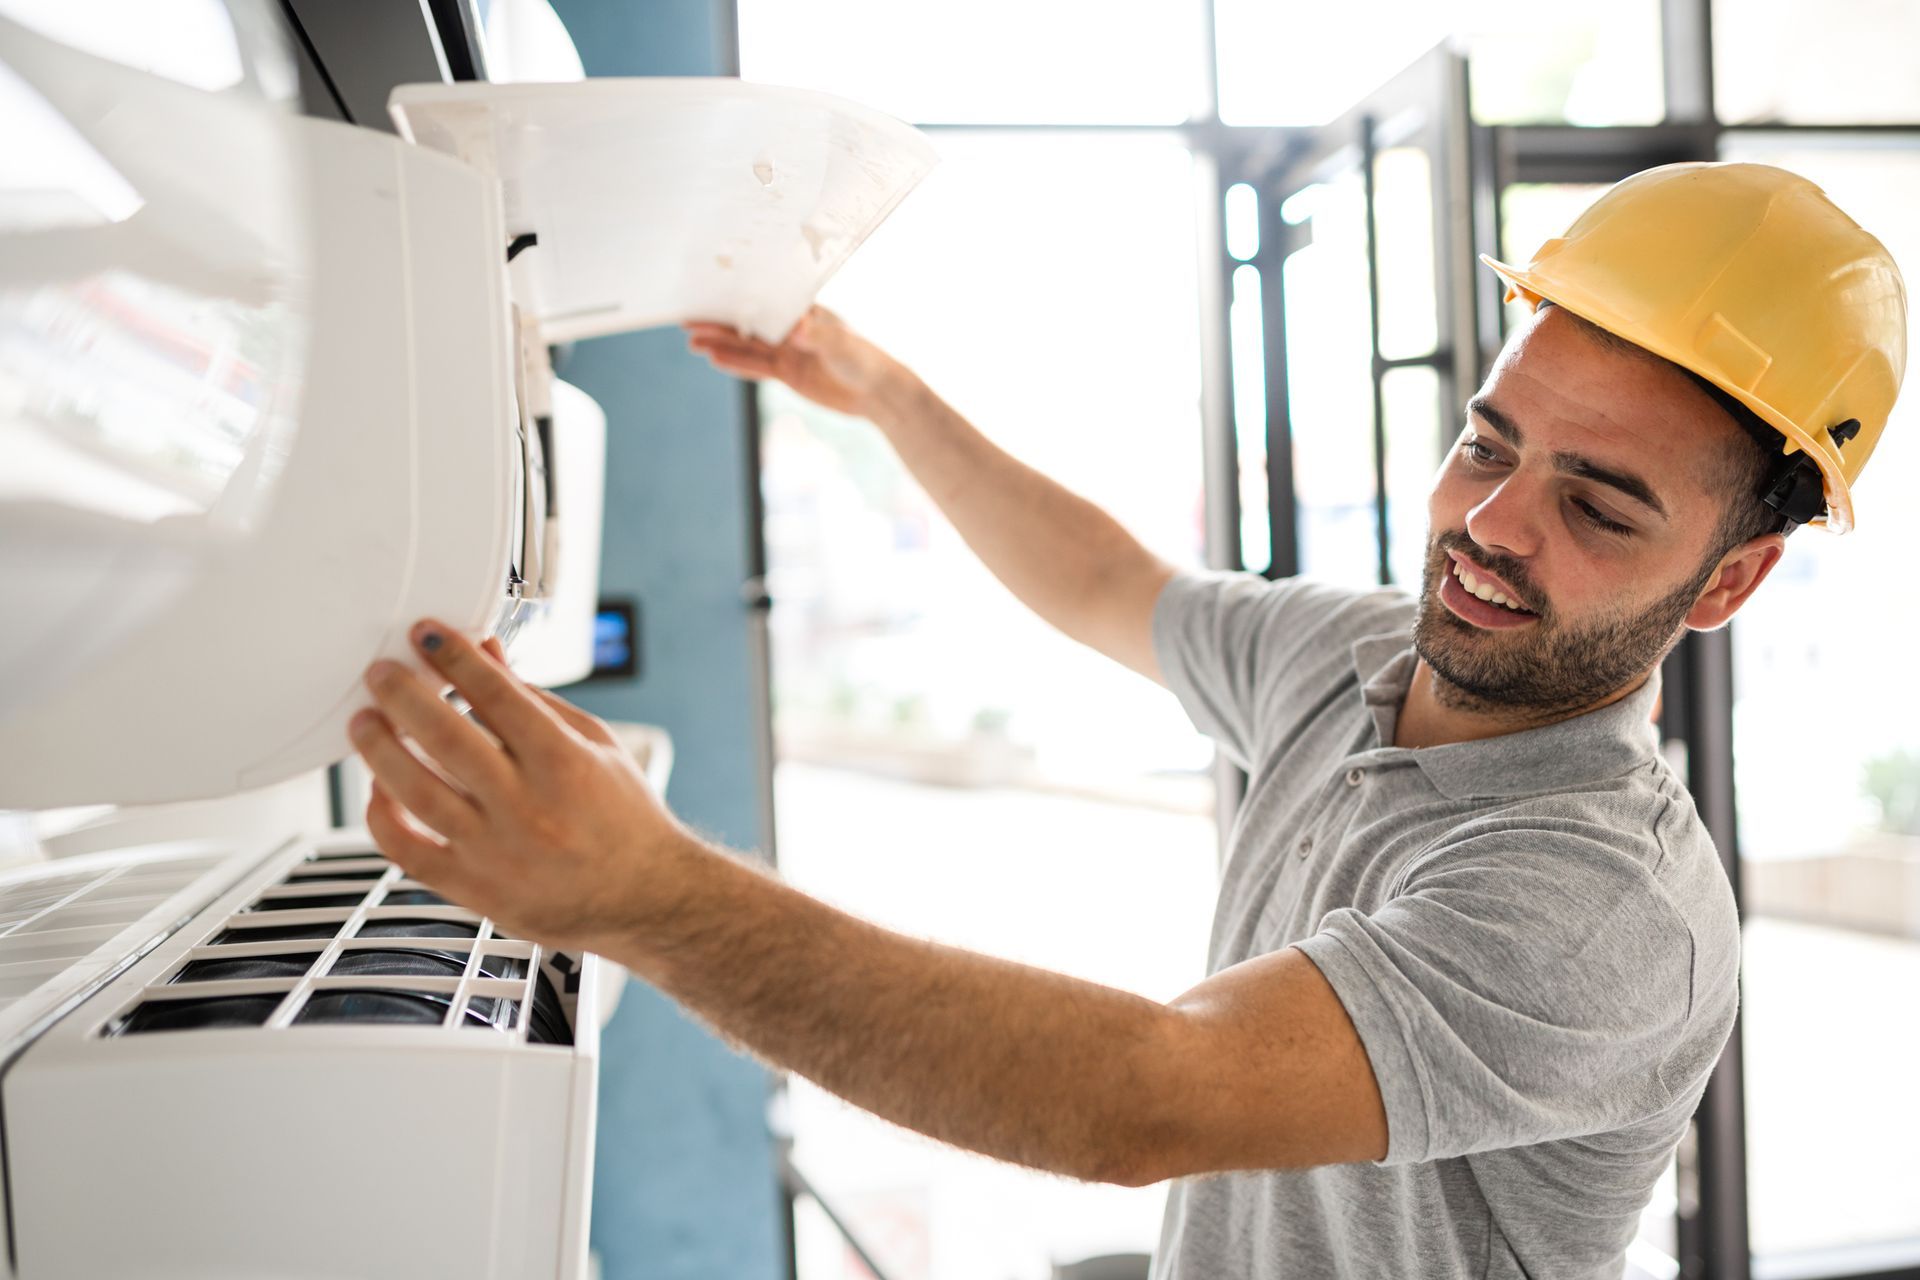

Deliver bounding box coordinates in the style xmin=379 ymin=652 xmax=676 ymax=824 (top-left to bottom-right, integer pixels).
xmin=390 ymin=77 xmax=939 ymax=342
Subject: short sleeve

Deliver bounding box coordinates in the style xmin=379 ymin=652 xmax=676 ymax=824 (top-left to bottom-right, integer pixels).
xmin=1151 ymin=572 xmax=1407 ymax=769
xmin=1290 ymin=828 xmax=1695 ymax=1164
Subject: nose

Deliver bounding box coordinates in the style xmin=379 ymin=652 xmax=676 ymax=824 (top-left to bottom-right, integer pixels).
xmin=1463 ymin=475 xmax=1543 ymax=561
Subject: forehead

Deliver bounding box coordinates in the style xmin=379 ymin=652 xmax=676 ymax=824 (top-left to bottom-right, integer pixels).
xmin=1477 ymin=307 xmax=1739 ymax=512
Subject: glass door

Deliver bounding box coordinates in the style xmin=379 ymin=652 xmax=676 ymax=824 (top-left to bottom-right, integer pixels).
xmin=1234 ymin=45 xmax=1484 ymax=590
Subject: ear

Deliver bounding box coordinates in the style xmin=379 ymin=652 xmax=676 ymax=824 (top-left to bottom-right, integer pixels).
xmin=1685 ymin=533 xmax=1786 ymax=631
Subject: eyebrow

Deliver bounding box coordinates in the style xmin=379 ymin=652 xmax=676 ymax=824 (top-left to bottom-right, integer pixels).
xmin=1465 ymin=396 xmax=1671 ymax=522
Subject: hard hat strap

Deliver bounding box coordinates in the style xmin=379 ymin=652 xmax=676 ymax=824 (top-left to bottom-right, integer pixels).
xmin=1760 ymin=455 xmax=1827 ymax=531
xmin=1759 ymin=421 xmax=1857 ymax=532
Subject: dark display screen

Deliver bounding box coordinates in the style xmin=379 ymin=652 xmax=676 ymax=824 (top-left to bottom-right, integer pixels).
xmin=591 ymin=600 xmax=639 ymax=680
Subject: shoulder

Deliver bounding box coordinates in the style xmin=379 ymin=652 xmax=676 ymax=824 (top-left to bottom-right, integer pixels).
xmin=1155 ymin=571 xmax=1414 ymax=656
xmin=1411 ymin=769 xmax=1739 ymax=1016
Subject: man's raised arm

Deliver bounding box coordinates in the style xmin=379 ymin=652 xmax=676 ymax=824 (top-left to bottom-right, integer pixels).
xmin=686 ymin=308 xmax=1176 ymax=685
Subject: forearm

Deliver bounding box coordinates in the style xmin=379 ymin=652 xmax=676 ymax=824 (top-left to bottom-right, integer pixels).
xmin=612 ymin=833 xmax=1183 ymax=1185
xmin=359 ymin=624 xmax=1386 ymax=1185
xmin=867 ymin=372 xmax=1174 ymax=681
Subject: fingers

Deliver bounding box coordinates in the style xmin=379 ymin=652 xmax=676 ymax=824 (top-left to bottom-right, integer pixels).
xmin=789 ymin=305 xmax=841 ymax=348
xmin=528 ymin=684 xmax=619 ymax=746
xmin=685 ymin=324 xmax=772 ymax=355
xmin=350 ymin=709 xmax=480 ymax=839
xmin=363 ymin=785 xmax=474 ymax=906
xmin=364 ymin=781 xmax=449 ymax=870
xmin=409 ymin=621 xmax=569 ymax=763
xmin=471 ymin=631 xmax=617 ymax=747
xmin=686 ymin=330 xmax=779 ymax=380
xmin=686 ymin=310 xmax=839 ymax=348
xmin=363 ymin=660 xmax=513 ymax=798
xmin=685 ymin=325 xmax=777 ymax=356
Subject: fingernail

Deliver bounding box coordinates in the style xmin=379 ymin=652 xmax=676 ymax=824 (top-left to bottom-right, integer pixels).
xmin=364 ymin=660 xmax=403 ymax=690
xmin=413 ymin=622 xmax=445 ymax=653
xmin=348 ymin=710 xmax=380 ymax=743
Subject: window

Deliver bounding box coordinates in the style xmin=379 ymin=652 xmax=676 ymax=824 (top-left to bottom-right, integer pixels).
xmin=1719 ymin=138 xmax=1920 ymax=1272
xmin=752 ymin=129 xmax=1218 ymax=1277
xmin=738 ymin=0 xmax=1207 ymax=125
xmin=1214 ymin=0 xmax=1662 ymax=126
xmin=1713 ymin=0 xmax=1920 ymax=125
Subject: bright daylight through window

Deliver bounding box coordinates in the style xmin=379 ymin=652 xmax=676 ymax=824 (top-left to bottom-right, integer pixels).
xmin=742 ymin=2 xmax=1920 ymax=1277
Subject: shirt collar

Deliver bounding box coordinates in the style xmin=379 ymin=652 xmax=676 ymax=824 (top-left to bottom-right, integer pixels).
xmin=1349 ymin=630 xmax=1662 ymax=800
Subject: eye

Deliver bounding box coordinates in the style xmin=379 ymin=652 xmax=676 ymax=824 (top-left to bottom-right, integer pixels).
xmin=1572 ymin=498 xmax=1633 ymax=537
xmin=1458 ymin=438 xmax=1503 ymax=468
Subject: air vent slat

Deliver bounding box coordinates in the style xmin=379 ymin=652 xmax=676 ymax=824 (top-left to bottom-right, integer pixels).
xmin=0 ymin=850 xmax=234 ymax=1029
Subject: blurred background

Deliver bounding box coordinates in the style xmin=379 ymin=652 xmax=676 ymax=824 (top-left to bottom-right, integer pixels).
xmin=722 ymin=3 xmax=1920 ymax=1280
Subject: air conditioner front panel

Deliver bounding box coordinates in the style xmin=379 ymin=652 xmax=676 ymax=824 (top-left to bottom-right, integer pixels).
xmin=10 ymin=1045 xmax=577 ymax=1279
xmin=2 ymin=831 xmax=603 ymax=1279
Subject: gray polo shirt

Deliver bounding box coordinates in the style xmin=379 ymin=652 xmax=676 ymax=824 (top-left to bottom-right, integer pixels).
xmin=1149 ymin=571 xmax=1741 ymax=1280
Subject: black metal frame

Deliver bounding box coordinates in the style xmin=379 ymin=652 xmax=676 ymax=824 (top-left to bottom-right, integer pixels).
xmin=1232 ymin=46 xmax=1480 ymax=590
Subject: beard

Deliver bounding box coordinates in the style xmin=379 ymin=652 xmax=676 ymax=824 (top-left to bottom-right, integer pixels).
xmin=1411 ymin=529 xmax=1712 ymax=720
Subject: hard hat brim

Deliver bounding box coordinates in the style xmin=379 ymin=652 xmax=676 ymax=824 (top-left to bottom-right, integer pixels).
xmin=1479 ymin=252 xmax=1849 ymax=534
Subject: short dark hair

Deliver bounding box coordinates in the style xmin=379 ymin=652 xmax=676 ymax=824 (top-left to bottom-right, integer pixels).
xmin=1536 ymin=300 xmax=1788 ymax=556
xmin=1674 ymin=367 xmax=1792 ymax=553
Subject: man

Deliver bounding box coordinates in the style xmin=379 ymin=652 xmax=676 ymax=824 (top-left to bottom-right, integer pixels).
xmin=347 ymin=163 xmax=1906 ymax=1277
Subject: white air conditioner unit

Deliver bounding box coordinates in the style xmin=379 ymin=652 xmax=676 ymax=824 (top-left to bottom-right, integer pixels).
xmin=1 ymin=3 xmax=931 ymax=1274
xmin=0 ymin=830 xmax=612 ymax=1280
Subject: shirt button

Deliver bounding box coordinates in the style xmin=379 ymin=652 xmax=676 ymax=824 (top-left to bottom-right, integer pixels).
xmin=1346 ymin=768 xmax=1364 ymax=787
xmin=1297 ymin=834 xmax=1314 ymax=858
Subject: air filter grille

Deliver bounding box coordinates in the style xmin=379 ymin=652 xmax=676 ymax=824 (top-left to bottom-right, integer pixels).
xmin=103 ymin=842 xmax=577 ymax=1044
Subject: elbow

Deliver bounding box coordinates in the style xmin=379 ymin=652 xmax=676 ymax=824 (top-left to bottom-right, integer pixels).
xmin=1096 ymin=1154 xmax=1171 ymax=1189
xmin=1067 ymin=1140 xmax=1161 ymax=1188
xmin=1085 ymin=1115 xmax=1192 ymax=1187
xmin=1080 ymin=1092 xmax=1189 ymax=1189
xmin=1061 ymin=1005 xmax=1199 ymax=1188
xmin=1080 ymin=1008 xmax=1224 ymax=1188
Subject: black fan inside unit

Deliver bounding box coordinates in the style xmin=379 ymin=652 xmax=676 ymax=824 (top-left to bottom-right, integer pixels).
xmin=357 ymin=918 xmax=479 ymax=941
xmin=322 ymin=946 xmax=569 ymax=1043
xmin=376 ymin=887 xmax=449 ymax=907
xmin=119 ymin=920 xmax=571 ymax=1041
xmin=284 ymin=866 xmax=386 ymax=882
xmin=117 ymin=995 xmax=284 ymax=1034
xmin=171 ymin=953 xmax=316 ymax=983
xmin=295 ymin=982 xmax=568 ymax=1043
xmin=209 ymin=920 xmax=347 ymax=945
xmin=250 ymin=892 xmax=367 ymax=912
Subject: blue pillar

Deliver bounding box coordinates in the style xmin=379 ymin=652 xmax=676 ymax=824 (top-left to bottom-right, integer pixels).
xmin=545 ymin=3 xmax=782 ymax=1277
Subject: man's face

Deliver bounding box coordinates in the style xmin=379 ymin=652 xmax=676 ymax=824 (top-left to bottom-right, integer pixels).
xmin=1413 ymin=305 xmax=1748 ymax=717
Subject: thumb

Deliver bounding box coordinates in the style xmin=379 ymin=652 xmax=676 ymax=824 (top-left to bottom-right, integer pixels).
xmin=788 ymin=311 xmax=818 ymax=352
xmin=788 ymin=304 xmax=848 ymax=351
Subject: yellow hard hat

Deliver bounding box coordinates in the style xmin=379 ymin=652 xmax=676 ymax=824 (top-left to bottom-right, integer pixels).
xmin=1481 ymin=161 xmax=1907 ymax=534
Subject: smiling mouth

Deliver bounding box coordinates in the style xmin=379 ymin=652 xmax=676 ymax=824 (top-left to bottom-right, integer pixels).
xmin=1447 ymin=555 xmax=1536 ymax=614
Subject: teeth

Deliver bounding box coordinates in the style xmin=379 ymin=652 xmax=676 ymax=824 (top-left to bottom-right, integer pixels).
xmin=1453 ymin=559 xmax=1530 ymax=612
